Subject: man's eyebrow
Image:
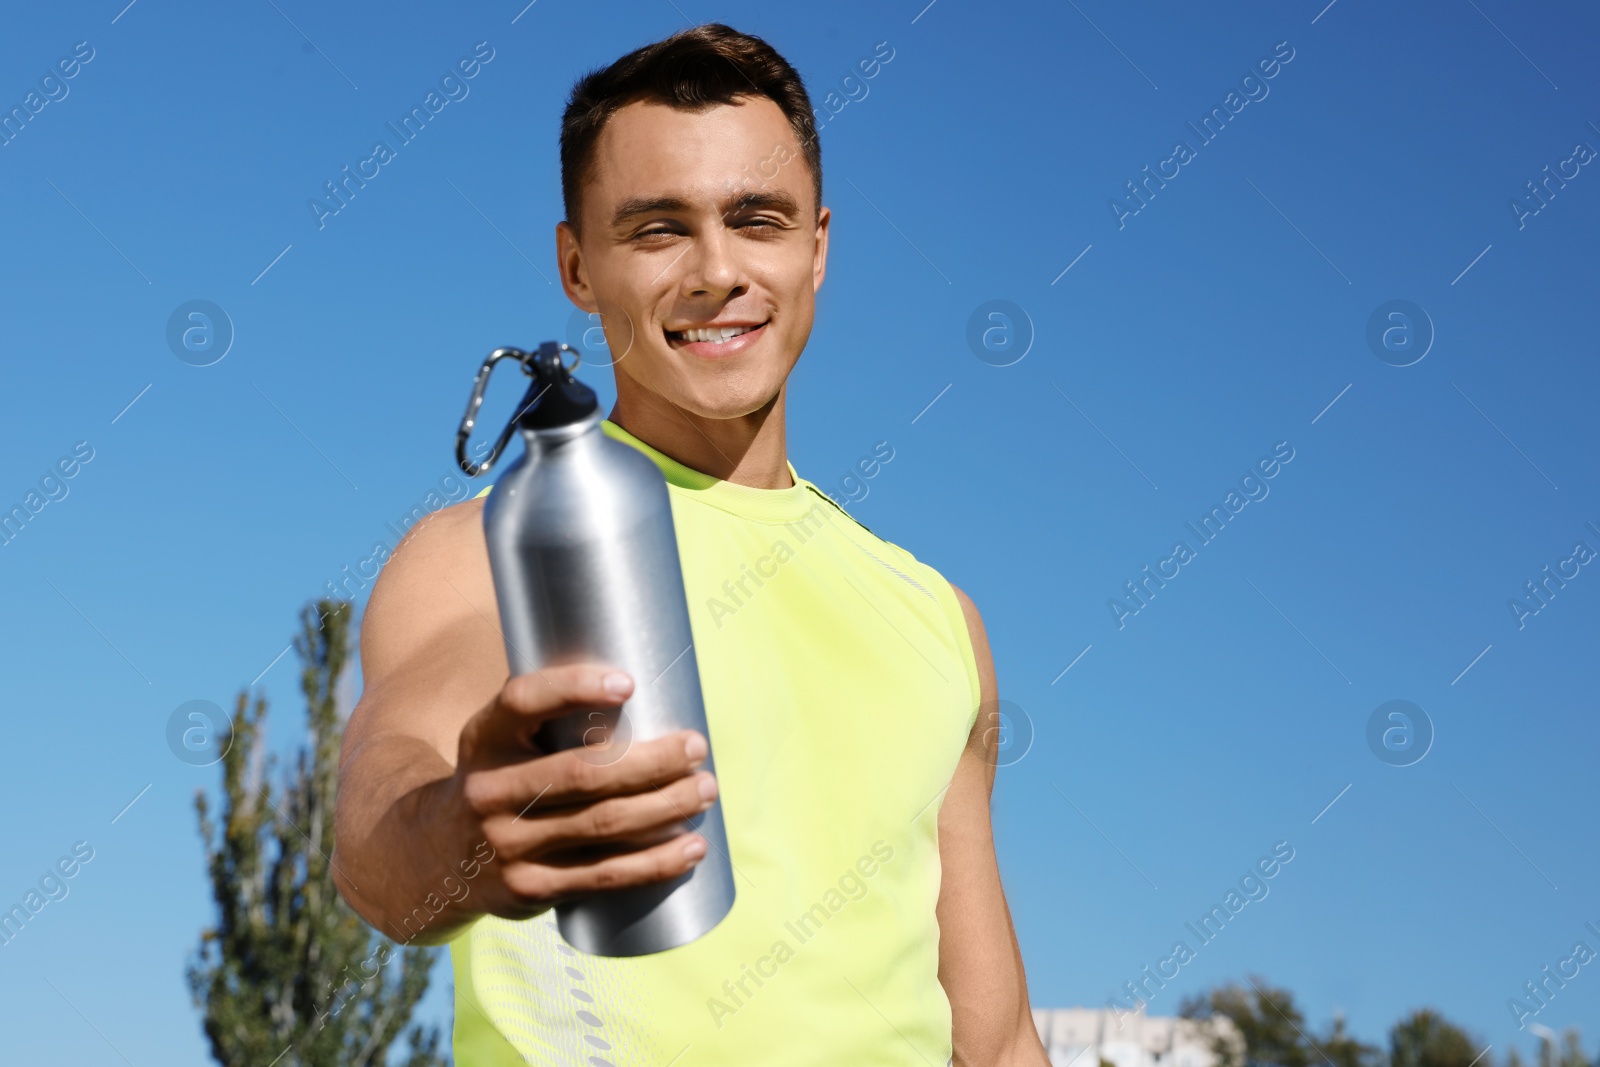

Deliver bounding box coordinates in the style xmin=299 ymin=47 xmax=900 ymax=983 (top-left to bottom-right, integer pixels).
xmin=611 ymin=195 xmax=691 ymax=227
xmin=609 ymin=189 xmax=802 ymax=228
xmin=724 ymin=189 xmax=801 ymax=217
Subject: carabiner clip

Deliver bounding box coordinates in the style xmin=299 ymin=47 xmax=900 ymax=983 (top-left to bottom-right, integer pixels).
xmin=455 ymin=342 xmax=582 ymax=477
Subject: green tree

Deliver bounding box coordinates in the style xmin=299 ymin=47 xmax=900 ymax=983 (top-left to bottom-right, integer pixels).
xmin=1389 ymin=1009 xmax=1482 ymax=1067
xmin=187 ymin=599 xmax=446 ymax=1067
xmin=1521 ymin=1026 xmax=1592 ymax=1067
xmin=1322 ymin=1010 xmax=1382 ymax=1067
xmin=1555 ymin=1028 xmax=1592 ymax=1067
xmin=1182 ymin=978 xmax=1387 ymax=1067
xmin=1180 ymin=974 xmax=1313 ymax=1067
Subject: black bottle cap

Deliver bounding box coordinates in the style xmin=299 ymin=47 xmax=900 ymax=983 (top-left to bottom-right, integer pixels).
xmin=516 ymin=341 xmax=598 ymax=430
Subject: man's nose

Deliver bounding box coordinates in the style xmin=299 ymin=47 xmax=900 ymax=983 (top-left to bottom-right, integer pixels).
xmin=680 ymin=227 xmax=745 ymax=299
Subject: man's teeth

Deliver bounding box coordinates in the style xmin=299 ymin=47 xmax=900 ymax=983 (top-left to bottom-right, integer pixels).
xmin=677 ymin=324 xmax=757 ymax=343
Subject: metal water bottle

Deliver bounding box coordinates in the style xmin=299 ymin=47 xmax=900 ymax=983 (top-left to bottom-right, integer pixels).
xmin=454 ymin=340 xmax=735 ymax=957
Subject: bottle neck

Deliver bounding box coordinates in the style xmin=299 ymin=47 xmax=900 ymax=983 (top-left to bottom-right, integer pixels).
xmin=521 ymin=404 xmax=603 ymax=446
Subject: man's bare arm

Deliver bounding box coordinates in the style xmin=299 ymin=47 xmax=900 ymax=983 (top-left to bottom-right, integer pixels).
xmin=937 ymin=584 xmax=1051 ymax=1065
xmin=331 ymin=500 xmax=716 ymax=947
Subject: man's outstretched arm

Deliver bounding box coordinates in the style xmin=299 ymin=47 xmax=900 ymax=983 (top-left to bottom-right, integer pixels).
xmin=938 ymin=585 xmax=1051 ymax=1066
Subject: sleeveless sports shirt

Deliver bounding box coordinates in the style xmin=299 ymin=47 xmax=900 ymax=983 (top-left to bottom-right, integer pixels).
xmin=451 ymin=417 xmax=981 ymax=1065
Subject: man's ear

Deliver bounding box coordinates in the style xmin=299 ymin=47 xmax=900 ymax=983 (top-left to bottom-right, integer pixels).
xmin=812 ymin=205 xmax=830 ymax=293
xmin=557 ymin=220 xmax=596 ymax=312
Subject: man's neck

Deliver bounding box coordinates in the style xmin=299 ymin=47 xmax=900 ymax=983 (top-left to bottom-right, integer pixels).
xmin=606 ymin=383 xmax=794 ymax=490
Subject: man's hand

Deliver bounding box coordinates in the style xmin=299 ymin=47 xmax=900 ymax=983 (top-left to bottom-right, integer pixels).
xmin=445 ymin=662 xmax=716 ymax=921
xmin=330 ymin=500 xmax=716 ymax=947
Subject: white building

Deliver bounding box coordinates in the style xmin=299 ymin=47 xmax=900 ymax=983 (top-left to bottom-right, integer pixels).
xmin=1033 ymin=1007 xmax=1245 ymax=1067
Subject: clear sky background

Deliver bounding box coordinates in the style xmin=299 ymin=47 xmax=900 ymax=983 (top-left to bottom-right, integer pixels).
xmin=2 ymin=0 xmax=1598 ymax=1063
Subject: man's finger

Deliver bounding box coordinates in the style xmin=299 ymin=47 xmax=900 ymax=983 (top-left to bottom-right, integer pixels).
xmin=501 ymin=831 xmax=710 ymax=907
xmin=467 ymin=662 xmax=634 ymax=754
xmin=484 ymin=770 xmax=716 ymax=859
xmin=461 ymin=729 xmax=709 ymax=816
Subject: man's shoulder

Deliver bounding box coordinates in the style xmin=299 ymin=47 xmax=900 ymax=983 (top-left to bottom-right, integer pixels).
xmin=368 ymin=496 xmax=490 ymax=613
xmin=796 ymin=480 xmax=877 ymax=537
xmin=396 ymin=494 xmax=487 ymax=557
xmin=809 ymin=499 xmax=987 ymax=685
xmin=809 ymin=498 xmax=968 ymax=624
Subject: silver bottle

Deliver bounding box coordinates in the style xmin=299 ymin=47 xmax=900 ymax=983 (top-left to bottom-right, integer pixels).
xmin=456 ymin=341 xmax=734 ymax=956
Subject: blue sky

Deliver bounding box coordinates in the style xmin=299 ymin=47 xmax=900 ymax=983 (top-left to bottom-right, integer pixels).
xmin=2 ymin=0 xmax=1598 ymax=1062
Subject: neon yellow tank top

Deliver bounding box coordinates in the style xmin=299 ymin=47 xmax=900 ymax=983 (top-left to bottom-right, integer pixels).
xmin=452 ymin=417 xmax=981 ymax=1065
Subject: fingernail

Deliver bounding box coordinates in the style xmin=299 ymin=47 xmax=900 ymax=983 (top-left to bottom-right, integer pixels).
xmin=684 ymin=731 xmax=707 ymax=765
xmin=602 ymin=671 xmax=631 ymax=696
xmin=697 ymin=773 xmax=718 ymax=803
xmin=682 ymin=836 xmax=706 ymax=861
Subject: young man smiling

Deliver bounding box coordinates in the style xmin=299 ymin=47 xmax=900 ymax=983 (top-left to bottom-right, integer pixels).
xmin=332 ymin=23 xmax=1049 ymax=1066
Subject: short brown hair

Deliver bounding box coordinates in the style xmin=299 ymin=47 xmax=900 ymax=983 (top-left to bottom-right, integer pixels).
xmin=560 ymin=23 xmax=821 ymax=236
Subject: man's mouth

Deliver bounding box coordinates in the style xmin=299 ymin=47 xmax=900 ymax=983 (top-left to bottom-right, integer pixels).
xmin=665 ymin=321 xmax=766 ymax=345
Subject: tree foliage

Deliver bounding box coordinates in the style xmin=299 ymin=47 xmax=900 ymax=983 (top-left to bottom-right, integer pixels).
xmin=1511 ymin=1026 xmax=1591 ymax=1067
xmin=187 ymin=599 xmax=446 ymax=1067
xmin=1177 ymin=975 xmax=1598 ymax=1067
xmin=1181 ymin=974 xmax=1315 ymax=1067
xmin=1322 ymin=1011 xmax=1384 ymax=1067
xmin=1181 ymin=975 xmax=1378 ymax=1067
xmin=1389 ymin=1009 xmax=1481 ymax=1067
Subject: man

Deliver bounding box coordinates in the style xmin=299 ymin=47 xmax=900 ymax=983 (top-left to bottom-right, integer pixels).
xmin=332 ymin=22 xmax=1049 ymax=1066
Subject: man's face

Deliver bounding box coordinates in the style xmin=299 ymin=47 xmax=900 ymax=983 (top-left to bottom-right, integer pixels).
xmin=557 ymin=96 xmax=829 ymax=420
